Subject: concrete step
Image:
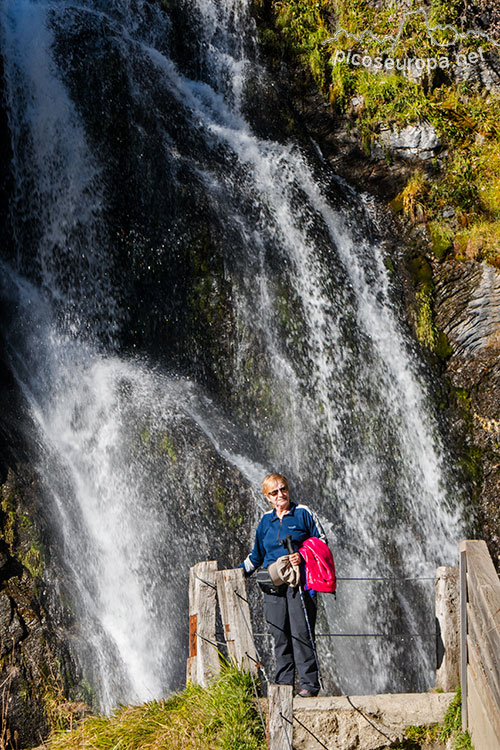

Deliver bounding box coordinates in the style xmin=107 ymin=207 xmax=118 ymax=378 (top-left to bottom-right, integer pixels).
xmin=291 ymin=692 xmax=455 ymax=749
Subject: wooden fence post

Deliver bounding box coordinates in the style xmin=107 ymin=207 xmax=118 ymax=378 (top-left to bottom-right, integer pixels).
xmin=459 ymin=540 xmax=500 ymax=748
xmin=459 ymin=543 xmax=468 ymax=732
xmin=186 ymin=560 xmax=220 ymax=687
xmin=216 ymin=568 xmax=258 ymax=674
xmin=268 ymin=684 xmax=293 ymax=750
xmin=435 ymin=565 xmax=460 ymax=691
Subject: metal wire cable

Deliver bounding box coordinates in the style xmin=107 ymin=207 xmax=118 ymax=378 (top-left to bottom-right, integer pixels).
xmin=193 ymin=632 xmax=227 ymax=648
xmin=346 ymin=696 xmax=398 ymax=744
xmin=253 ymin=631 xmax=436 ymax=639
xmin=195 ymin=574 xmax=217 ymax=590
xmin=234 ymin=589 xmax=250 ymax=604
xmin=233 ymin=589 xmax=270 ymax=684
xmin=281 ymin=699 xmax=399 ymax=748
xmin=280 ymin=711 xmax=330 ymax=750
xmin=248 ymin=576 xmax=436 ymax=584
xmin=315 ymin=632 xmax=436 ymax=638
xmin=278 ymin=709 xmax=294 ymax=750
xmin=245 ymin=651 xmax=269 ymax=684
xmin=337 ymin=576 xmax=436 ymax=581
xmin=248 ymin=668 xmax=267 ymax=738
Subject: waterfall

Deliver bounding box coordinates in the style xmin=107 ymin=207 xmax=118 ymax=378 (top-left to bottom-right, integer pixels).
xmin=0 ymin=0 xmax=465 ymax=709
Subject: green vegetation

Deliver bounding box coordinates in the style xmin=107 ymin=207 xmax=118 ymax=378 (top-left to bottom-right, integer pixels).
xmin=1 ymin=479 xmax=44 ymax=579
xmin=439 ymin=687 xmax=474 ymax=749
xmin=410 ymin=254 xmax=438 ymax=350
xmin=453 ymin=388 xmax=484 ymax=481
xmin=20 ymin=539 xmax=44 ymax=579
xmin=428 ymin=220 xmax=453 ymax=260
xmin=138 ymin=422 xmax=179 ymax=465
xmin=37 ymin=682 xmax=473 ymax=750
xmin=38 ymin=665 xmax=266 ymax=750
xmin=1 ymin=480 xmax=19 ymax=553
xmin=213 ymin=486 xmax=243 ymax=529
xmin=389 ymin=688 xmax=473 ymax=749
xmin=415 ymin=285 xmax=436 ymax=349
xmin=41 ymin=667 xmax=78 ymax=734
xmin=405 ymin=722 xmax=440 ymax=743
xmin=159 ymin=434 xmax=178 ymax=463
xmin=259 ymin=0 xmax=500 ymax=272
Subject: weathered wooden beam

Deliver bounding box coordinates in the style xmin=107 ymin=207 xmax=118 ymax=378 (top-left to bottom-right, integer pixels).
xmin=216 ymin=568 xmax=258 ymax=674
xmin=459 ymin=544 xmax=468 ymax=732
xmin=187 ymin=560 xmax=220 ymax=687
xmin=268 ymin=684 xmax=293 ymax=750
xmin=467 ymin=599 xmax=500 ymax=711
xmin=460 ymin=539 xmax=500 ymax=744
xmin=467 ymin=663 xmax=500 ymax=750
xmin=435 ymin=565 xmax=459 ymax=691
xmin=467 ymin=581 xmax=500 ymax=667
xmin=467 ymin=635 xmax=500 ymax=746
xmin=464 ymin=546 xmax=500 ymax=657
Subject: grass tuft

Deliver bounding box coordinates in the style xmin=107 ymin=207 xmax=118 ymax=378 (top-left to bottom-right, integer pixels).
xmin=439 ymin=687 xmax=473 ymax=749
xmin=38 ymin=665 xmax=266 ymax=750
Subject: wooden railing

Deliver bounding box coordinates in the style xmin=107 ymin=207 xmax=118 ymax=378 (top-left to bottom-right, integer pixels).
xmin=187 ymin=561 xmax=293 ymax=750
xmin=460 ymin=539 xmax=500 ymax=749
xmin=186 ymin=562 xmax=258 ymax=684
xmin=187 ymin=547 xmax=500 ymax=750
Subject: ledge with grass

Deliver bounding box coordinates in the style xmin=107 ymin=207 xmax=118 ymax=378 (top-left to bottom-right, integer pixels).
xmin=33 ymin=665 xmax=266 ymax=750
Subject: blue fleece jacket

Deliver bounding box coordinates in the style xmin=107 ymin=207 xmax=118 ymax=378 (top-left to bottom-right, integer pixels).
xmin=240 ymin=502 xmax=327 ymax=574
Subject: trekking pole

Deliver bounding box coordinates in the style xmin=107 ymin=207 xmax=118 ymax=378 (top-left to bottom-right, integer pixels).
xmin=283 ymin=534 xmax=324 ymax=691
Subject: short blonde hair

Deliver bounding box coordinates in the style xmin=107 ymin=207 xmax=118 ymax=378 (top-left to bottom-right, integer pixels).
xmin=262 ymin=473 xmax=289 ymax=496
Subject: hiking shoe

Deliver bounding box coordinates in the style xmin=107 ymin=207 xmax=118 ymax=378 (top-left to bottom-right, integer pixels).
xmin=297 ymin=689 xmax=317 ymax=698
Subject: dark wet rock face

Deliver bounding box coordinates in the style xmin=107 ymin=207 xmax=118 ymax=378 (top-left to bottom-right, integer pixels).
xmin=0 ymin=469 xmax=80 ymax=748
xmin=434 ymin=261 xmax=500 ymax=562
xmin=0 ymin=353 xmax=80 ymax=745
xmin=435 ymin=263 xmax=500 ymax=358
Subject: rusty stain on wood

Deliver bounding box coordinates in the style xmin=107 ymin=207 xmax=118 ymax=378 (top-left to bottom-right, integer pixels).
xmin=187 ymin=561 xmax=220 ymax=687
xmin=189 ymin=614 xmax=198 ymax=657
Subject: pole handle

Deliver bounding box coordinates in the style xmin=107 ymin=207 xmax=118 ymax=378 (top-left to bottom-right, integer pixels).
xmin=284 ymin=535 xmax=300 ymax=570
xmin=284 ymin=535 xmax=294 ymax=555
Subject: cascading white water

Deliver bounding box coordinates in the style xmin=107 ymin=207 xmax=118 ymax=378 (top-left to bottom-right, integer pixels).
xmin=156 ymin=0 xmax=465 ymax=690
xmin=0 ymin=0 xmax=465 ymax=708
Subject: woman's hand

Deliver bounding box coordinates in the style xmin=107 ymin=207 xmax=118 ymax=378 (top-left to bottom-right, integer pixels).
xmin=289 ymin=552 xmax=302 ymax=567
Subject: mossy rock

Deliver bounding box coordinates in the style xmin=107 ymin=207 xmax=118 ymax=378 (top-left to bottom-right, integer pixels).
xmin=410 ymin=255 xmax=433 ymax=289
xmin=429 ymin=222 xmax=453 ymax=260
xmin=159 ymin=434 xmax=178 ymax=463
xmin=434 ymin=330 xmax=453 ymax=361
xmin=1 ymin=473 xmax=45 ymax=579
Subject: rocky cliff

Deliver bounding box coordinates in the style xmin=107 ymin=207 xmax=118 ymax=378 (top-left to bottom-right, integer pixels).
xmin=0 ymin=361 xmax=84 ymax=747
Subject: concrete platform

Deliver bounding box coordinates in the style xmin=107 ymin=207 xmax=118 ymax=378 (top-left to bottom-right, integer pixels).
xmin=291 ymin=692 xmax=455 ymax=749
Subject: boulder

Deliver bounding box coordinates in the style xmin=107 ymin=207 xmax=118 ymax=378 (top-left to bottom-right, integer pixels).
xmin=374 ymin=122 xmax=441 ymax=161
xmin=434 ymin=262 xmax=500 ymax=358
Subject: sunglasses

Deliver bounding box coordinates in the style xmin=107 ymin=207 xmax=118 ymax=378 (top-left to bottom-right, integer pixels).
xmin=267 ymin=486 xmax=289 ymax=497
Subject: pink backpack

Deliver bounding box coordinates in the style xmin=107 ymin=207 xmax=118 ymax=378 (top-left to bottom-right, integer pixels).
xmin=299 ymin=537 xmax=336 ymax=594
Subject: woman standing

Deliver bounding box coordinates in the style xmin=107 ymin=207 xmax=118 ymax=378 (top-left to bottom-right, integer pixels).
xmin=239 ymin=473 xmax=328 ymax=697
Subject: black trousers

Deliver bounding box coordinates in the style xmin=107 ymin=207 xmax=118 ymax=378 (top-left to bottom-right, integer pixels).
xmin=263 ymin=586 xmax=319 ymax=692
